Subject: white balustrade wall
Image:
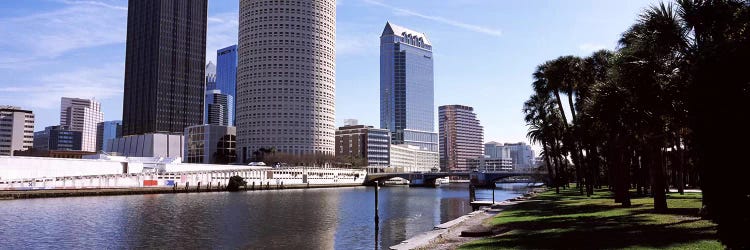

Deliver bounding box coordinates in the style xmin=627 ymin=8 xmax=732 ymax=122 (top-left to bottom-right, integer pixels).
xmin=0 ymin=156 xmax=367 ymax=190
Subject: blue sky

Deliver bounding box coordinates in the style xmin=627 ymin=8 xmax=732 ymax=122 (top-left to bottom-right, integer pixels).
xmin=0 ymin=0 xmax=657 ymax=154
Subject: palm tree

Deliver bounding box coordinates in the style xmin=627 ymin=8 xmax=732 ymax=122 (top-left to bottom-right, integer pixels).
xmin=533 ymin=60 xmax=583 ymax=192
xmin=576 ymin=50 xmax=614 ymax=196
xmin=613 ymin=2 xmax=689 ymax=212
xmin=676 ymin=0 xmax=750 ymax=247
xmin=524 ymin=94 xmax=559 ymax=192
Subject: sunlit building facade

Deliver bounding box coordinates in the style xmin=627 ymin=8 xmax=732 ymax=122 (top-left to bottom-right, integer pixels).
xmin=335 ymin=125 xmax=390 ymax=167
xmin=237 ymin=0 xmax=337 ymax=161
xmin=438 ymin=105 xmax=484 ymax=172
xmin=60 ymin=97 xmax=103 ymax=152
xmin=0 ymin=106 xmax=34 ymax=156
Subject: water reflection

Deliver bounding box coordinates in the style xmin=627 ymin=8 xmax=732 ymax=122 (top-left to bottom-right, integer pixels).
xmin=0 ymin=183 xmax=528 ymax=249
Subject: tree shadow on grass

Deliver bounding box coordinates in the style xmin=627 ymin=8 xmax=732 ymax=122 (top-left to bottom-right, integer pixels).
xmin=468 ymin=213 xmax=716 ymax=249
xmin=627 ymin=207 xmax=701 ymax=216
xmin=506 ymin=201 xmax=631 ymax=218
xmin=469 ymin=190 xmax=716 ymax=249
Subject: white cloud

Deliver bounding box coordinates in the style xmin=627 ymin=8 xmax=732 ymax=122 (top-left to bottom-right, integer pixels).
xmin=578 ymin=43 xmax=607 ymax=53
xmin=362 ymin=0 xmax=502 ymax=37
xmin=0 ymin=64 xmax=124 ymax=109
xmin=0 ymin=1 xmax=127 ymax=69
xmin=55 ymin=0 xmax=128 ymax=11
xmin=206 ymin=12 xmax=239 ymax=64
xmin=337 ymin=33 xmax=378 ymax=56
xmin=0 ymin=0 xmax=235 ymax=68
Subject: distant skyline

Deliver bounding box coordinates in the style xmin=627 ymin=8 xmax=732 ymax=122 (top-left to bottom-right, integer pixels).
xmin=0 ymin=0 xmax=657 ymax=154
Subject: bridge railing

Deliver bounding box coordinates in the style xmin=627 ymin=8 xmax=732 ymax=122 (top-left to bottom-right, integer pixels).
xmin=366 ymin=166 xmax=405 ymax=174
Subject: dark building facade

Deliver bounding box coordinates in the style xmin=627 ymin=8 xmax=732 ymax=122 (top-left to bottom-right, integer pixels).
xmin=184 ymin=124 xmax=237 ymax=164
xmin=33 ymin=125 xmax=83 ymax=151
xmin=335 ymin=125 xmax=391 ymax=167
xmin=122 ymin=0 xmax=208 ymax=136
xmin=205 ymin=89 xmax=230 ymax=126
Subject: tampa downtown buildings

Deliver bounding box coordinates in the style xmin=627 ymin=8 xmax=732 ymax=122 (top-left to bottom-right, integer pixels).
xmin=3 ymin=0 xmax=537 ymax=172
xmin=236 ymin=0 xmax=338 ymax=159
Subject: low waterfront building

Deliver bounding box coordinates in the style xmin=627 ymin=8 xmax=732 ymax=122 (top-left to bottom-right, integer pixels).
xmin=106 ymin=133 xmax=183 ymax=158
xmin=184 ymin=124 xmax=236 ymax=164
xmin=468 ymin=156 xmax=513 ymax=172
xmin=0 ymin=155 xmax=364 ymax=190
xmin=34 ymin=125 xmax=82 ymax=151
xmin=0 ymin=106 xmax=34 ymax=156
xmin=389 ymin=144 xmax=438 ymax=173
xmin=14 ymin=149 xmax=97 ymax=159
xmin=335 ymin=125 xmax=390 ymax=167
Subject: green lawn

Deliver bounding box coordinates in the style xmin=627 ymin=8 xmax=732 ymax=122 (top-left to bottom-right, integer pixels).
xmin=460 ymin=188 xmax=722 ymax=250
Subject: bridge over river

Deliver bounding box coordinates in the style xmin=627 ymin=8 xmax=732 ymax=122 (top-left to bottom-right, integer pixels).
xmin=365 ymin=171 xmax=548 ymax=187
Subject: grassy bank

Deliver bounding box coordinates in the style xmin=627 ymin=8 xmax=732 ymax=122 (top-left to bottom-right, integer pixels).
xmin=460 ymin=188 xmax=721 ymax=249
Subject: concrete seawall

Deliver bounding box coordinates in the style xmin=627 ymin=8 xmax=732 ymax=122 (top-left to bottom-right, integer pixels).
xmin=0 ymin=183 xmax=364 ymax=200
xmin=390 ymin=187 xmax=546 ymax=250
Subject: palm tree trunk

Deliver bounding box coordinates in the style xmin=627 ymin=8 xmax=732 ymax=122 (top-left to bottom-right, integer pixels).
xmin=553 ymin=90 xmax=569 ymax=126
xmin=541 ymin=138 xmax=556 ymax=190
xmin=649 ymin=143 xmax=668 ymax=212
xmin=561 ymin=155 xmax=571 ymax=189
xmin=551 ymin=142 xmax=563 ymax=194
xmin=611 ymin=133 xmax=631 ymax=206
xmin=675 ymin=138 xmax=685 ymax=195
xmin=567 ymin=92 xmax=577 ymax=124
xmin=585 ymin=145 xmax=597 ymax=196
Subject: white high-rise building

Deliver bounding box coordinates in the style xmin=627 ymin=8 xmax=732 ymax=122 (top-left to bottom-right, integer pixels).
xmin=484 ymin=141 xmax=535 ymax=171
xmin=60 ymin=97 xmax=103 ymax=152
xmin=236 ymin=0 xmax=336 ymax=161
xmin=0 ymin=106 xmax=34 ymax=156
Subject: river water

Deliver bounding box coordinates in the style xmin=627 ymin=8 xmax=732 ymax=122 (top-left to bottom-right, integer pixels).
xmin=0 ymin=183 xmax=530 ymax=249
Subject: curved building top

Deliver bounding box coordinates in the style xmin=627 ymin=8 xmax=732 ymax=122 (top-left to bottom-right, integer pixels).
xmin=381 ymin=22 xmax=431 ymax=48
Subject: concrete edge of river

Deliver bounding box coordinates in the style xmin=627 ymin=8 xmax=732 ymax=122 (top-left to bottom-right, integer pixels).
xmin=390 ymin=187 xmax=547 ymax=250
xmin=0 ymin=183 xmax=363 ymax=200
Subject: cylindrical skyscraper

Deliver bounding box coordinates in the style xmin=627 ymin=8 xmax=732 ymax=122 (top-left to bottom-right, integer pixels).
xmin=237 ymin=0 xmax=336 ymax=161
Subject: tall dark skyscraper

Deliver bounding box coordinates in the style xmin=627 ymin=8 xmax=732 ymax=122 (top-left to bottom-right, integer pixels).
xmin=122 ymin=0 xmax=208 ymax=136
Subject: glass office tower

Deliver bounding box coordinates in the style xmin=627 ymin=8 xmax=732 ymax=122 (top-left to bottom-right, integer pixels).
xmin=380 ymin=22 xmax=438 ymax=152
xmin=216 ymin=45 xmax=237 ymax=126
xmin=97 ymin=120 xmax=122 ymax=152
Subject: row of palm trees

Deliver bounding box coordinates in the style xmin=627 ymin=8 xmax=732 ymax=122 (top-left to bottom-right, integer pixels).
xmin=523 ymin=0 xmax=749 ymax=247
